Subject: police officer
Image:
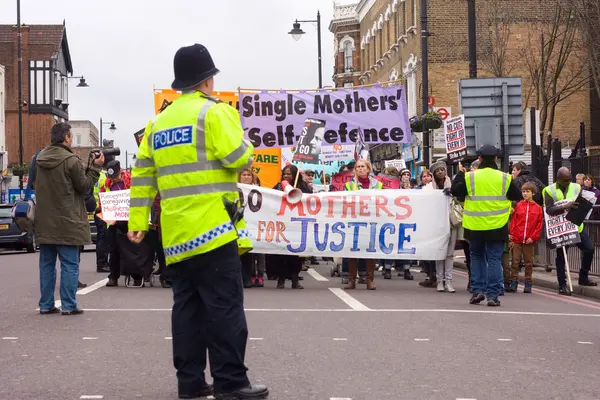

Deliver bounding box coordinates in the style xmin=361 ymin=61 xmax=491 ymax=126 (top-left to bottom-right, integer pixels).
xmin=127 ymin=44 xmax=268 ymax=400
xmin=543 ymin=167 xmax=597 ymax=295
xmin=451 ymin=145 xmax=521 ymax=307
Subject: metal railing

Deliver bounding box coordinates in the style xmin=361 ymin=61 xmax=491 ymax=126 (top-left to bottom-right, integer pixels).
xmin=535 ymin=220 xmax=600 ymax=276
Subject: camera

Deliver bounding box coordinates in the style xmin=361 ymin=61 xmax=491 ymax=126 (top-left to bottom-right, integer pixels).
xmin=91 ymin=147 xmax=121 ymax=159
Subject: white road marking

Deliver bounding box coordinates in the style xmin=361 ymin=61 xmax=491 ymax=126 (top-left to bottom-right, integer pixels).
xmin=328 ymin=288 xmax=371 ymax=311
xmin=307 ymin=268 xmax=329 ymax=282
xmin=82 ymin=337 xmax=98 ymax=340
xmin=165 ymin=337 xmax=172 ymax=340
xmin=74 ymin=308 xmax=600 ymax=318
xmin=333 ymin=338 xmax=347 ymax=341
xmin=456 ymin=398 xmax=477 ymax=400
xmin=577 ymin=341 xmax=593 ymax=344
xmin=497 ymin=338 xmax=513 ymax=342
xmin=414 ymin=338 xmax=430 ymax=342
xmin=2 ymin=337 xmax=18 ymax=340
xmin=77 ymin=278 xmax=109 ymax=295
xmin=249 ymin=338 xmax=263 ymax=341
xmin=80 ymin=396 xmax=104 ymax=399
xmin=330 ymin=398 xmax=352 ymax=400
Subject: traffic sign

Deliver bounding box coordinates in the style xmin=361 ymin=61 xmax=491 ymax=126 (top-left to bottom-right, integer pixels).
xmin=437 ymin=107 xmax=450 ymax=120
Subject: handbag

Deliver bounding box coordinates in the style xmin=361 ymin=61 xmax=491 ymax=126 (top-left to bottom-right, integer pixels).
xmin=449 ymin=198 xmax=464 ymax=228
xmin=11 ymin=150 xmax=41 ymax=232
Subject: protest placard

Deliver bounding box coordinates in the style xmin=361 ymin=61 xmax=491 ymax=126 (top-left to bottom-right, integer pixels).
xmin=544 ymin=200 xmax=581 ymax=249
xmin=99 ymin=190 xmax=131 ymax=221
xmin=375 ymin=175 xmax=401 ymax=189
xmin=384 ymin=160 xmax=406 ymax=170
xmin=330 ymin=172 xmax=354 ymax=191
xmin=292 ymin=118 xmax=325 ymax=164
xmin=322 ymin=144 xmax=355 ymax=162
xmin=240 ymin=85 xmax=411 ymax=149
xmin=444 ymin=115 xmax=467 ymax=161
xmin=237 ymin=184 xmax=451 ymax=260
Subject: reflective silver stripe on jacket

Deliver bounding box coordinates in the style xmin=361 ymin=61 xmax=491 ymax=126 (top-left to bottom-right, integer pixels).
xmin=135 ymin=158 xmax=154 ymax=168
xmin=161 ymin=182 xmax=237 ymax=200
xmin=130 ymin=197 xmax=153 ymax=208
xmin=131 ymin=176 xmax=157 ymax=190
xmin=466 ymin=171 xmax=508 ymax=201
xmin=463 ymin=207 xmax=510 ymax=217
xmin=221 ymin=139 xmax=251 ymax=166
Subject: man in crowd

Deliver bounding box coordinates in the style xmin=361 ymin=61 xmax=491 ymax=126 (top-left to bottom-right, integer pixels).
xmin=34 ymin=122 xmax=104 ymax=315
xmin=452 ymin=145 xmax=521 ymax=307
xmin=543 ymin=167 xmax=597 ymax=295
xmin=511 ymin=161 xmax=544 ymax=206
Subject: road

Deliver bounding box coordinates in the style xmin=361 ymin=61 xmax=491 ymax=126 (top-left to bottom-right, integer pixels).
xmin=1 ymin=249 xmax=599 ymax=400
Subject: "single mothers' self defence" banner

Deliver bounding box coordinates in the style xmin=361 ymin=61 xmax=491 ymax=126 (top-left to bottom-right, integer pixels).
xmin=238 ymin=184 xmax=450 ymax=260
xmin=240 ymin=85 xmax=411 ymax=149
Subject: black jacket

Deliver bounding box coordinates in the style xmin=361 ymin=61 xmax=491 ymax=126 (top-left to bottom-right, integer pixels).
xmin=451 ymin=167 xmax=522 ymax=241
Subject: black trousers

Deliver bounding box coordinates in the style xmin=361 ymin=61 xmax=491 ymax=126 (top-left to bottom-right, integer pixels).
xmin=555 ymin=230 xmax=595 ymax=286
xmin=94 ymin=214 xmax=109 ymax=268
xmin=147 ymin=229 xmax=168 ymax=282
xmin=169 ymin=241 xmax=250 ymax=394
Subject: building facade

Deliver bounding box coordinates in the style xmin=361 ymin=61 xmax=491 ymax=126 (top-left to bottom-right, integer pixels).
xmin=330 ymin=0 xmax=599 ymax=168
xmin=0 ymin=23 xmax=74 ymax=166
xmin=70 ymin=120 xmax=99 ymax=148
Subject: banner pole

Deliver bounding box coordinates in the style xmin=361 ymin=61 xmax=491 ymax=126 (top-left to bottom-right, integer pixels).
xmin=562 ymin=246 xmax=574 ymax=292
xmin=321 ymin=154 xmax=327 ymax=192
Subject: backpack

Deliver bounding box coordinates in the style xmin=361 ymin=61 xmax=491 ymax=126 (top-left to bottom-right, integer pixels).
xmin=11 ymin=150 xmax=41 ymax=232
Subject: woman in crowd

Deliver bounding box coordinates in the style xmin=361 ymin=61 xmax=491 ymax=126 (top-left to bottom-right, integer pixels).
xmin=396 ymin=168 xmax=415 ymax=280
xmin=399 ymin=168 xmax=413 ymax=189
xmin=270 ymin=165 xmax=313 ymax=289
xmin=424 ymin=160 xmax=457 ymax=293
xmin=238 ymin=168 xmax=266 ymax=288
xmin=344 ymin=159 xmax=382 ymax=290
xmin=582 ymin=174 xmax=600 ymax=220
xmin=418 ymin=169 xmax=433 ymax=189
xmin=417 ymin=168 xmax=436 ymax=285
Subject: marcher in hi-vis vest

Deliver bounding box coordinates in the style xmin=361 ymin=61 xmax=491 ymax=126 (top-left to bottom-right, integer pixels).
xmin=542 ymin=167 xmax=597 ymax=295
xmin=451 ymin=145 xmax=521 ymax=307
xmin=127 ymin=44 xmax=268 ymax=400
xmin=93 ymin=171 xmax=110 ymax=273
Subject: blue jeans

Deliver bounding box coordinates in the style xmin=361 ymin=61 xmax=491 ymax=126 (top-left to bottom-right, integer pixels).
xmin=39 ymin=244 xmax=80 ymax=312
xmin=469 ymin=238 xmax=504 ymax=300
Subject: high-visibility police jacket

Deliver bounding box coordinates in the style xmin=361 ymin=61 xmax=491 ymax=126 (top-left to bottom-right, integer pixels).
xmin=542 ymin=183 xmax=583 ymax=232
xmin=463 ymin=168 xmax=512 ymax=231
xmin=344 ymin=176 xmax=383 ymax=191
xmin=128 ymin=92 xmax=254 ymax=266
xmin=93 ymin=171 xmax=106 ymax=204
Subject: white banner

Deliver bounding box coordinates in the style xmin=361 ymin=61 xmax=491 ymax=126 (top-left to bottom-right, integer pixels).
xmin=322 ymin=144 xmax=355 ymax=162
xmin=239 ymin=184 xmax=451 ymax=260
xmin=99 ymin=190 xmax=130 ymax=221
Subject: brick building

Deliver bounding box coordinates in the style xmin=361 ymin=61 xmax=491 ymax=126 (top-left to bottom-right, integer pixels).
xmin=0 ymin=23 xmax=74 ymax=166
xmin=330 ymin=0 xmax=600 ymax=167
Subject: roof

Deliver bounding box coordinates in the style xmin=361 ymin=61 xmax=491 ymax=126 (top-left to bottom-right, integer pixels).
xmin=0 ymin=24 xmax=73 ymax=73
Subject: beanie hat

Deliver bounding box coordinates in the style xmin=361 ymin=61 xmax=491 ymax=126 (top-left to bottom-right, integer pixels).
xmin=430 ymin=160 xmax=447 ymax=174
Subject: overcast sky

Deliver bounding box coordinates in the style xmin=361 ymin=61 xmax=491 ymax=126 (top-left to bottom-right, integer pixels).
xmin=2 ymin=0 xmax=344 ymax=163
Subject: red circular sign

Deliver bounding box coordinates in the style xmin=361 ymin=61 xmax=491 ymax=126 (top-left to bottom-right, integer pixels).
xmin=437 ymin=108 xmax=450 ymax=120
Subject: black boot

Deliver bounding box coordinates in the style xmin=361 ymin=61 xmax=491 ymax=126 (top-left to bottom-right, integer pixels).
xmin=214 ymin=384 xmax=269 ymax=400
xmin=291 ymin=274 xmax=304 ymax=289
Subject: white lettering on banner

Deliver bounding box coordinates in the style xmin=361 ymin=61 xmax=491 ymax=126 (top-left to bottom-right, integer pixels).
xmin=99 ymin=190 xmax=131 ymax=221
xmin=238 ymin=184 xmax=451 ymax=260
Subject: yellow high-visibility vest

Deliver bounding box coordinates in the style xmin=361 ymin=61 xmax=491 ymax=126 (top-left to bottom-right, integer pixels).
xmin=129 ymin=92 xmax=254 ymax=265
xmin=463 ymin=168 xmax=512 ymax=231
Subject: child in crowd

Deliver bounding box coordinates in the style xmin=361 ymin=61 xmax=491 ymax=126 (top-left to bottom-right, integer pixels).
xmin=508 ymin=182 xmax=544 ymax=293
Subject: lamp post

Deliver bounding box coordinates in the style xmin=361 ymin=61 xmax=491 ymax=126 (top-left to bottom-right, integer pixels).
xmin=467 ymin=0 xmax=477 ymax=78
xmin=125 ymin=151 xmax=136 ymax=171
xmin=420 ymin=0 xmax=431 ymax=167
xmin=288 ymin=11 xmax=323 ymax=88
xmin=99 ymin=118 xmax=116 ymax=146
xmin=67 ymin=75 xmax=89 ymax=87
xmin=16 ymin=0 xmax=23 ymax=191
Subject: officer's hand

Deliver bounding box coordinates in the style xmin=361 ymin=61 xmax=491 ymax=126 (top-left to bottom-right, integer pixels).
xmin=458 ymin=161 xmax=465 ymax=173
xmin=94 ymin=153 xmax=105 ymax=166
xmin=127 ymin=231 xmax=146 ymax=244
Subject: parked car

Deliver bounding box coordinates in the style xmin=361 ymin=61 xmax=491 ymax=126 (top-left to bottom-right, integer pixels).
xmin=0 ymin=204 xmax=36 ymax=253
xmin=88 ymin=213 xmax=97 ymax=244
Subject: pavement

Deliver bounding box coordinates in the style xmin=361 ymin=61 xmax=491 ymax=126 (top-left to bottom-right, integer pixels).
xmin=1 ymin=248 xmax=600 ymax=400
xmin=454 ymin=255 xmax=600 ymax=300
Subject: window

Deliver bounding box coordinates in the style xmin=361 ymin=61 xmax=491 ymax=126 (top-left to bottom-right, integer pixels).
xmin=404 ymin=55 xmax=418 ymax=117
xmin=0 ymin=207 xmax=12 ymax=218
xmin=29 ymin=60 xmax=52 ymax=105
xmin=344 ymin=82 xmax=353 ymax=88
xmin=76 ymin=135 xmax=81 ymax=145
xmin=413 ymin=0 xmax=417 ymax=27
xmin=344 ymin=41 xmax=353 ymax=71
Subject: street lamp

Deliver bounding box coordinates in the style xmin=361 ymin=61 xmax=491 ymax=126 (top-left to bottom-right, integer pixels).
xmin=99 ymin=118 xmax=117 ymax=146
xmin=125 ymin=151 xmax=137 ymax=170
xmin=288 ymin=11 xmax=323 ymax=88
xmin=67 ymin=75 xmax=89 ymax=87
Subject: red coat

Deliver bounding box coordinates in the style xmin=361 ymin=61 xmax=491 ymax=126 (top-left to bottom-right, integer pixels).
xmin=509 ymin=200 xmax=544 ymax=244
